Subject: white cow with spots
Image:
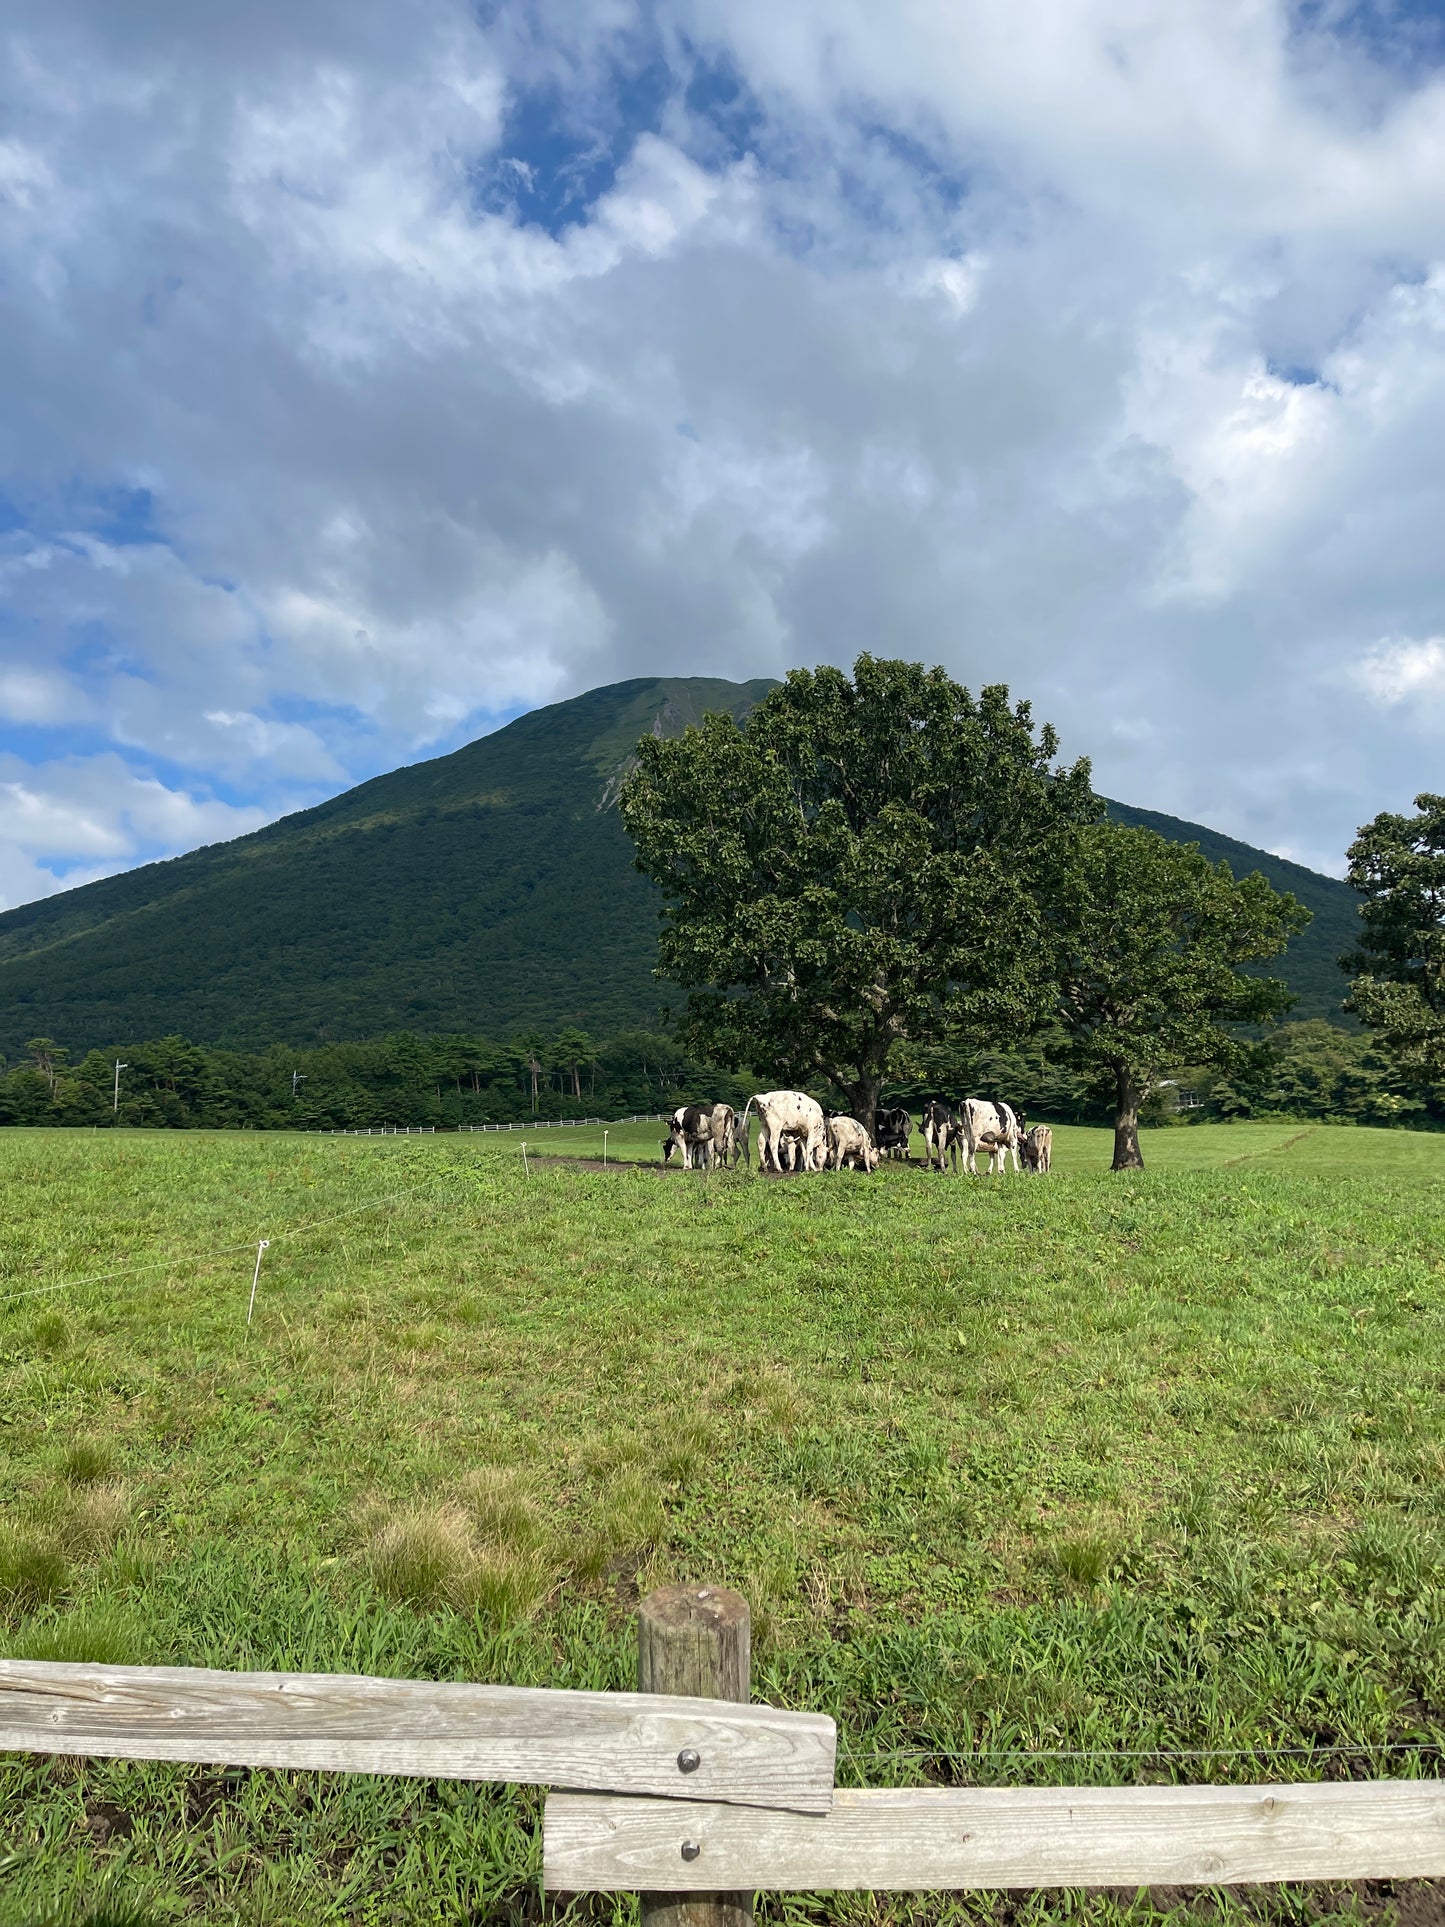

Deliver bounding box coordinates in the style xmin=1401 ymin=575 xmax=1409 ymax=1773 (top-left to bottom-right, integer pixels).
xmin=740 ymin=1090 xmax=829 ymax=1174
xmin=825 ymin=1115 xmax=879 ymax=1172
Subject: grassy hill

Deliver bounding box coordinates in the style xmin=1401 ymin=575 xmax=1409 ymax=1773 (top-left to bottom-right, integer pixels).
xmin=0 ymin=676 xmax=1360 ymax=1054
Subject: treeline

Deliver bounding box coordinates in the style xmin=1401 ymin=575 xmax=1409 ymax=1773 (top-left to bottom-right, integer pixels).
xmin=2 ymin=1019 xmax=1440 ymax=1132
xmin=0 ymin=1030 xmax=755 ymax=1132
xmin=930 ymin=1021 xmax=1444 ymax=1131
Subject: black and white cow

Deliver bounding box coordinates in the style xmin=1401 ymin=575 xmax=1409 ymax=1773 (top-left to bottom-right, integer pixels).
xmin=960 ymin=1099 xmax=1025 ymax=1174
xmin=921 ymin=1098 xmax=961 ymax=1173
xmin=872 ymin=1106 xmax=913 ymax=1160
xmin=664 ymin=1103 xmax=717 ymax=1169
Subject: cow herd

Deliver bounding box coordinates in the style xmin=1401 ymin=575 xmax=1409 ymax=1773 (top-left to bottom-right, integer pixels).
xmin=662 ymin=1093 xmax=1053 ymax=1175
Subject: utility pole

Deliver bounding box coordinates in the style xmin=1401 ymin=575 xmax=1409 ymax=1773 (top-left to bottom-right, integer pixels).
xmin=292 ymin=1071 xmax=307 ymax=1099
xmin=113 ymin=1061 xmax=127 ymax=1113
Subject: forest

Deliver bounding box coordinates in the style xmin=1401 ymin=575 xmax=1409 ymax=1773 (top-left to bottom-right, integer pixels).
xmin=2 ymin=1018 xmax=1438 ymax=1133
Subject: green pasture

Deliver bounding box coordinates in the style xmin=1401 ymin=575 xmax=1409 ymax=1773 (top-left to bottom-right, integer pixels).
xmin=1 ymin=1124 xmax=1443 ymax=1927
xmin=516 ymin=1115 xmax=1445 ymax=1175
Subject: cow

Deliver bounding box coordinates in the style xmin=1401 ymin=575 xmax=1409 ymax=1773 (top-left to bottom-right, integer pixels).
xmin=709 ymin=1102 xmax=741 ymax=1169
xmin=664 ymin=1103 xmax=717 ymax=1169
xmin=872 ymin=1105 xmax=913 ymax=1160
xmin=739 ymin=1090 xmax=829 ymax=1174
xmin=825 ymin=1115 xmax=879 ymax=1172
xmin=921 ymin=1097 xmax=961 ymax=1173
xmin=1021 ymin=1123 xmax=1053 ymax=1174
xmin=959 ymin=1099 xmax=1025 ymax=1175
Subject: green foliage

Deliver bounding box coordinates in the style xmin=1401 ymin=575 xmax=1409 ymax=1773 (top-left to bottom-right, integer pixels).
xmin=1054 ymin=823 xmax=1311 ymax=1167
xmin=1345 ymin=790 xmax=1445 ymax=1076
xmin=1105 ymin=800 xmax=1361 ymax=1022
xmin=1179 ymin=1020 xmax=1445 ymax=1127
xmin=0 ymin=1026 xmax=751 ymax=1131
xmin=622 ymin=656 xmax=1099 ymax=1116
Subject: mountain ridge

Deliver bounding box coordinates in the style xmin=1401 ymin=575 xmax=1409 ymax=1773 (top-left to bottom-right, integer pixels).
xmin=0 ymin=675 xmax=1359 ymax=1053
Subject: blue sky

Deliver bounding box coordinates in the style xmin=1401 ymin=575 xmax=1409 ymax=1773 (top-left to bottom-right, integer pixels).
xmin=3 ymin=0 xmax=1445 ymax=904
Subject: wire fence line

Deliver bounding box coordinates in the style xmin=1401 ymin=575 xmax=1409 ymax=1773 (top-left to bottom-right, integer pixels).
xmin=303 ymin=1115 xmax=670 ymax=1136
xmin=0 ymin=1166 xmax=484 ymax=1313
xmin=0 ymin=1117 xmax=675 ymax=1314
xmin=838 ymin=1739 xmax=1445 ymax=1766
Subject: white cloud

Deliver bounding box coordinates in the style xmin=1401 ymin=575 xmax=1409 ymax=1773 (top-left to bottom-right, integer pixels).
xmin=1354 ymin=636 xmax=1445 ymax=705
xmin=1 ymin=0 xmax=1445 ymax=902
xmin=0 ymin=753 xmax=276 ymax=912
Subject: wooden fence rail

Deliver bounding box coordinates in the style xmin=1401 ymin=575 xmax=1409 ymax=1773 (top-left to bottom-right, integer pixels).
xmin=544 ymin=1783 xmax=1445 ymax=1892
xmin=3 ymin=1586 xmax=1442 ymax=1916
xmin=0 ymin=1659 xmax=835 ymax=1814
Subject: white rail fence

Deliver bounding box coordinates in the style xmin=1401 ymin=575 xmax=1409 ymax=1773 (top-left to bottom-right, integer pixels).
xmin=3 ymin=1587 xmax=1441 ymax=1914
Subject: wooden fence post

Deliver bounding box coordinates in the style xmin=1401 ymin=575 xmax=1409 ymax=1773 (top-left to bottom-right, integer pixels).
xmin=638 ymin=1586 xmax=753 ymax=1927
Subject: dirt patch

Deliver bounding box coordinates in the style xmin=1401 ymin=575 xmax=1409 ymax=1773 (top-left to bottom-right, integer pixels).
xmin=526 ymin=1154 xmax=667 ymax=1173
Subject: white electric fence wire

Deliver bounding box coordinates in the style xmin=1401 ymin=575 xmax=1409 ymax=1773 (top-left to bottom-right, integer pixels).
xmin=0 ymin=1167 xmax=476 ymax=1311
xmin=840 ymin=1740 xmax=1445 ymax=1765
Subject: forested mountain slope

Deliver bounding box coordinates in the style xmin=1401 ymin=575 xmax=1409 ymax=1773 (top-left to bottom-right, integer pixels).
xmin=0 ymin=676 xmax=1359 ymax=1053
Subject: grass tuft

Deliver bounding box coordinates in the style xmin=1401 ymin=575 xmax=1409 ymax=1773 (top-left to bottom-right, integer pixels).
xmin=0 ymin=1529 xmax=69 ymax=1614
xmin=458 ymin=1465 xmax=546 ymax=1549
xmin=364 ymin=1502 xmax=557 ymax=1624
xmin=365 ymin=1506 xmax=474 ymax=1610
xmin=1046 ymin=1532 xmax=1117 ymax=1593
xmin=460 ymin=1544 xmax=556 ymax=1626
xmin=29 ymin=1310 xmax=69 ymax=1355
xmin=12 ymin=1604 xmax=146 ymax=1666
xmin=60 ymin=1484 xmax=132 ymax=1557
xmin=59 ymin=1437 xmax=117 ymax=1485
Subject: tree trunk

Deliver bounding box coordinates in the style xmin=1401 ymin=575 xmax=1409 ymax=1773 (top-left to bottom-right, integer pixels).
xmin=1112 ymin=1064 xmax=1145 ymax=1171
xmin=846 ymin=1071 xmax=883 ymax=1129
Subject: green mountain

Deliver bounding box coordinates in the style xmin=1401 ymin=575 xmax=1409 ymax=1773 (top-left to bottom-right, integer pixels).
xmin=0 ymin=676 xmax=1360 ymax=1054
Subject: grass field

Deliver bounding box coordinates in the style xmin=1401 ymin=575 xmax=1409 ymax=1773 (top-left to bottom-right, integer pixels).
xmin=1 ymin=1121 xmax=1443 ymax=1927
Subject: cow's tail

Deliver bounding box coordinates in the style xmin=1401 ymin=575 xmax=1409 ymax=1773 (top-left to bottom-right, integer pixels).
xmin=738 ymin=1095 xmax=758 ymax=1168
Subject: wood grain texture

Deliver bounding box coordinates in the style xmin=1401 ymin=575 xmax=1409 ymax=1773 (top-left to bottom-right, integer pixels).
xmin=543 ymin=1781 xmax=1445 ymax=1892
xmin=638 ymin=1586 xmax=753 ymax=1927
xmin=0 ymin=1661 xmax=835 ymax=1813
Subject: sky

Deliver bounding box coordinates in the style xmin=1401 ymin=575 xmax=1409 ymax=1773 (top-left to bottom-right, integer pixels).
xmin=3 ymin=0 xmax=1445 ymax=905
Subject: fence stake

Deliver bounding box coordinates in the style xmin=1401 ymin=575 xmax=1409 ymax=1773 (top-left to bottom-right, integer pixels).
xmin=521 ymin=1142 xmax=529 ymax=1178
xmin=245 ymin=1240 xmax=271 ymax=1328
xmin=638 ymin=1585 xmax=753 ymax=1927
xmin=603 ymin=1130 xmax=609 ymax=1168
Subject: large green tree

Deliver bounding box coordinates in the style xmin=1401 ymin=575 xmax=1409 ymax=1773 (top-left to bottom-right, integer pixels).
xmin=620 ymin=656 xmax=1098 ymax=1121
xmin=1053 ymin=823 xmax=1310 ymax=1169
xmin=1344 ymin=793 xmax=1445 ymax=1078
